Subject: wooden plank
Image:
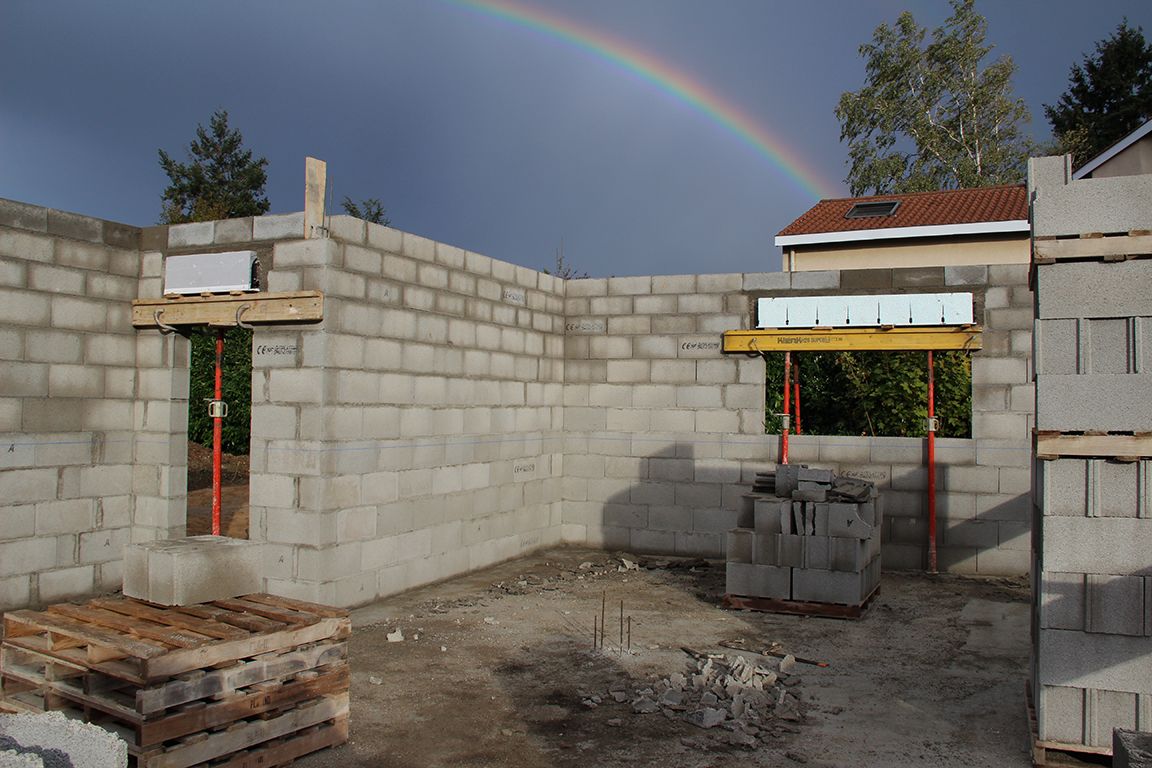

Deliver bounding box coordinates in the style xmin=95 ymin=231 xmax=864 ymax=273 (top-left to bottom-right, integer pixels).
xmin=723 ymin=586 xmax=879 ymax=620
xmin=1035 ymin=432 xmax=1152 ymax=459
xmin=239 ymin=594 xmax=350 ymax=620
xmin=139 ymin=665 xmax=349 ymax=747
xmin=136 ymin=641 xmax=347 ymax=716
xmin=1033 ymin=233 xmax=1152 ymax=262
xmin=209 ymin=598 xmax=317 ymax=627
xmin=4 ymin=610 xmax=171 ymax=661
xmin=172 ymin=604 xmax=284 ymax=634
xmin=209 ymin=716 xmax=348 ymax=768
xmin=722 ymin=326 xmax=983 ymax=353
xmin=141 ymin=618 xmax=349 ymax=682
xmin=138 ymin=693 xmax=348 ymax=768
xmin=132 ymin=291 xmax=323 ymax=329
xmin=47 ymin=604 xmax=213 ymax=649
xmin=87 ymin=598 xmax=249 ymax=641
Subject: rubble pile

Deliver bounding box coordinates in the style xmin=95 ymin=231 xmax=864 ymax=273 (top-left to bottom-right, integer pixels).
xmin=729 ymin=463 xmax=882 ymax=607
xmin=591 ymin=652 xmax=806 ymax=749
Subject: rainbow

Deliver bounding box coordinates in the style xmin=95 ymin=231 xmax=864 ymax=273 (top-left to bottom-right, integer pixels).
xmin=444 ymin=0 xmax=842 ymax=201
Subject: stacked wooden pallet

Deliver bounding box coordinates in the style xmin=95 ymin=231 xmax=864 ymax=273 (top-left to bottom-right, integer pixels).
xmin=0 ymin=593 xmax=350 ymax=767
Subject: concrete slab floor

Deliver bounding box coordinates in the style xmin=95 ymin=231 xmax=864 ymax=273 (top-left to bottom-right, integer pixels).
xmin=294 ymin=547 xmax=1034 ymax=768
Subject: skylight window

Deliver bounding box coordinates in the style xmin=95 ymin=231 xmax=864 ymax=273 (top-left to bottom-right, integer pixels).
xmin=845 ymin=200 xmax=900 ymax=219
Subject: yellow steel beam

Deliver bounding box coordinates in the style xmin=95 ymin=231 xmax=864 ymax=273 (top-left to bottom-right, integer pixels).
xmin=722 ymin=325 xmax=983 ymax=353
xmin=132 ymin=291 xmax=323 ymax=329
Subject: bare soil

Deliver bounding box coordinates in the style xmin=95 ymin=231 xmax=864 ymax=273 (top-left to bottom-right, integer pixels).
xmin=294 ymin=547 xmax=1040 ymax=768
xmin=185 ymin=441 xmax=249 ymax=537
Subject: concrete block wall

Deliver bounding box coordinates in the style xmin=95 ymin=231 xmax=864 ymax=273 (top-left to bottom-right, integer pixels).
xmin=1030 ymin=155 xmax=1152 ymax=750
xmin=0 ymin=199 xmax=144 ymax=610
xmin=561 ymin=264 xmax=1034 ymax=576
xmin=241 ymin=216 xmax=567 ymax=606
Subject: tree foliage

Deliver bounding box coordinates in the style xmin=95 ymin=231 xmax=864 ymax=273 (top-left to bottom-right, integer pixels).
xmin=764 ymin=352 xmax=971 ymax=439
xmin=836 ymin=0 xmax=1031 ymax=196
xmin=158 ymin=110 xmax=269 ymax=224
xmin=159 ymin=110 xmax=267 ymax=456
xmin=187 ymin=328 xmax=252 ymax=455
xmin=341 ymin=196 xmax=390 ymax=226
xmin=1045 ymin=21 xmax=1152 ymax=168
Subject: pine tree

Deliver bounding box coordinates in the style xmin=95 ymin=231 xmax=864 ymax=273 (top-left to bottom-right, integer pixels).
xmin=158 ymin=110 xmax=270 ymax=224
xmin=1045 ymin=21 xmax=1152 ymax=168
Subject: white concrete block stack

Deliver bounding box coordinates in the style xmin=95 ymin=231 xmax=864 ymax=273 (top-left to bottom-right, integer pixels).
xmin=1029 ymin=155 xmax=1152 ymax=751
xmin=726 ymin=464 xmax=881 ymax=607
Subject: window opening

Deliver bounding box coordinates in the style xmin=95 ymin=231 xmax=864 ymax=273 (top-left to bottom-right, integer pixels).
xmin=845 ymin=200 xmax=900 ymax=219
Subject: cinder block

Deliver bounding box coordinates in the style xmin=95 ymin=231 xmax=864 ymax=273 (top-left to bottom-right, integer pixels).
xmin=827 ymin=504 xmax=872 ymax=539
xmin=1087 ymin=575 xmax=1145 ymax=636
xmin=753 ymin=499 xmax=784 ymax=533
xmin=791 ymin=568 xmax=867 ymax=605
xmin=1038 ymin=685 xmax=1084 ymax=744
xmin=1040 ymin=458 xmax=1088 ymax=516
xmin=1040 ymin=572 xmax=1085 ymax=630
xmin=726 ymin=562 xmax=790 ymax=599
xmin=1043 ymin=517 xmax=1152 ymax=574
xmin=752 ymin=533 xmax=780 ymax=565
xmin=1036 ymin=259 xmax=1152 ymax=320
xmin=804 ymin=536 xmax=831 ymax=570
xmin=778 ymin=534 xmax=804 ymax=567
xmin=830 ymin=537 xmax=870 ymax=572
xmin=726 ymin=529 xmax=753 ymax=563
xmin=0 ymin=710 xmax=128 ymax=768
xmin=123 ymin=536 xmax=264 ymax=606
xmin=1038 ymin=629 xmax=1152 ymax=693
xmin=1037 ymin=374 xmax=1152 ymax=432
xmin=1090 ymin=689 xmax=1139 ymax=747
xmin=1114 ymin=729 xmax=1152 ymax=768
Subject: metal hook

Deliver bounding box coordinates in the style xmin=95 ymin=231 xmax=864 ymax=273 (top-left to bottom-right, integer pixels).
xmin=153 ymin=309 xmax=178 ymax=335
xmin=235 ymin=303 xmax=255 ymax=330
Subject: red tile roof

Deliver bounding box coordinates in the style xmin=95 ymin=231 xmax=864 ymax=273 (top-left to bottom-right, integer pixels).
xmin=777 ymin=184 xmax=1027 ymax=237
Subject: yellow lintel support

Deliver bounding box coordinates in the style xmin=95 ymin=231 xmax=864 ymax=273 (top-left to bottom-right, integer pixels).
xmin=722 ymin=325 xmax=983 ymax=353
xmin=132 ymin=291 xmax=323 ymax=329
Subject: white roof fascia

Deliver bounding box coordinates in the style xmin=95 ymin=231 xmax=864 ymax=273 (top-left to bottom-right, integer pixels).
xmin=774 ymin=219 xmax=1029 ymax=248
xmin=1072 ymin=119 xmax=1152 ymax=180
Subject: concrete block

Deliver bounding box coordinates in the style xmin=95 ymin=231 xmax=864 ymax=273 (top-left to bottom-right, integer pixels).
xmin=752 ymin=533 xmax=780 ymax=565
xmin=1038 ymin=629 xmax=1152 ymax=693
xmin=123 ymin=536 xmax=264 ymax=606
xmin=791 ymin=270 xmax=840 ymax=289
xmin=1037 ymin=259 xmax=1152 ymax=320
xmin=804 ymin=536 xmax=831 ymax=570
xmin=726 ymin=529 xmax=753 ymax=563
xmin=1114 ymin=729 xmax=1152 ymax=768
xmin=1037 ymin=374 xmax=1152 ymax=432
xmin=881 ymin=543 xmax=923 ymax=571
xmin=778 ymin=534 xmax=804 ymax=567
xmin=38 ymin=565 xmax=95 ymax=603
xmin=726 ymin=562 xmax=790 ymax=599
xmin=1087 ymin=575 xmax=1145 ymax=636
xmin=753 ymin=499 xmax=783 ymax=534
xmin=1089 ymin=690 xmax=1140 ymax=747
xmin=830 ymin=537 xmax=870 ymax=572
xmin=1038 ymin=685 xmax=1084 ymax=744
xmin=791 ymin=568 xmax=867 ymax=605
xmin=945 ymin=265 xmax=988 ymax=286
xmin=1043 ymin=517 xmax=1152 ymax=574
xmin=742 ymin=272 xmax=791 ymax=291
xmin=827 ymin=503 xmax=872 ymax=539
xmin=254 ymin=212 xmax=305 ymax=240
xmin=0 ymin=710 xmax=128 ymax=768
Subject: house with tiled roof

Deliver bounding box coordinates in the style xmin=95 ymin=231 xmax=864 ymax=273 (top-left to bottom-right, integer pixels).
xmin=1072 ymin=117 xmax=1152 ymax=179
xmin=775 ymin=184 xmax=1030 ymax=272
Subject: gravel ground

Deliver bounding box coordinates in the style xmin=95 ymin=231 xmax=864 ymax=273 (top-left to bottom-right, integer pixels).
xmin=293 ymin=547 xmax=1040 ymax=768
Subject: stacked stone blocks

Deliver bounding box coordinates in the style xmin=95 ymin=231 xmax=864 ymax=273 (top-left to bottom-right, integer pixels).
xmin=1029 ymin=155 xmax=1152 ymax=751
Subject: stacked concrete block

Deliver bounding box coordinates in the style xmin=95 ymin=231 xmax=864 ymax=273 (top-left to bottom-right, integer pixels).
xmin=246 ymin=217 xmax=567 ymax=606
xmin=1029 ymin=155 xmax=1152 ymax=753
xmin=567 ymin=263 xmax=1032 ymax=576
xmin=0 ymin=199 xmax=146 ymax=610
xmin=725 ymin=465 xmax=881 ymax=606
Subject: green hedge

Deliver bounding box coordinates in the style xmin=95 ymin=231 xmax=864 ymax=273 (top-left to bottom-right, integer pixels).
xmin=764 ymin=350 xmax=971 ymax=438
xmin=187 ymin=327 xmax=252 ymax=455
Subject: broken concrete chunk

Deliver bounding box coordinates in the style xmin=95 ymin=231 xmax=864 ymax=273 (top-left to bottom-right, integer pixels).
xmin=386 ymin=629 xmax=404 ymax=642
xmin=632 ymin=697 xmax=660 ymax=714
xmin=778 ymin=654 xmax=797 ymax=674
xmin=686 ymin=707 xmax=727 ymax=729
xmin=791 ymin=488 xmax=827 ymax=503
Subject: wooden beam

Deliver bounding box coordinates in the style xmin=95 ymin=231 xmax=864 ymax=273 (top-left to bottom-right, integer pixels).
xmin=132 ymin=291 xmax=323 ymax=330
xmin=1033 ymin=233 xmax=1152 ymax=262
xmin=722 ymin=326 xmax=983 ymax=353
xmin=1035 ymin=431 xmax=1152 ymax=459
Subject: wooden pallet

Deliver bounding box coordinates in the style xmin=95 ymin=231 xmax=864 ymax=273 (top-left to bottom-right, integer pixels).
xmin=1033 ymin=232 xmax=1152 ymax=264
xmin=723 ymin=586 xmax=879 ymax=620
xmin=1024 ymin=682 xmax=1112 ymax=767
xmin=1035 ymin=430 xmax=1152 ymax=460
xmin=0 ymin=593 xmax=351 ymax=767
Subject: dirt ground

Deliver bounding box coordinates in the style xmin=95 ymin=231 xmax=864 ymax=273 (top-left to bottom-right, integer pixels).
xmin=293 ymin=547 xmax=1041 ymax=768
xmin=185 ymin=441 xmax=249 ymax=538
